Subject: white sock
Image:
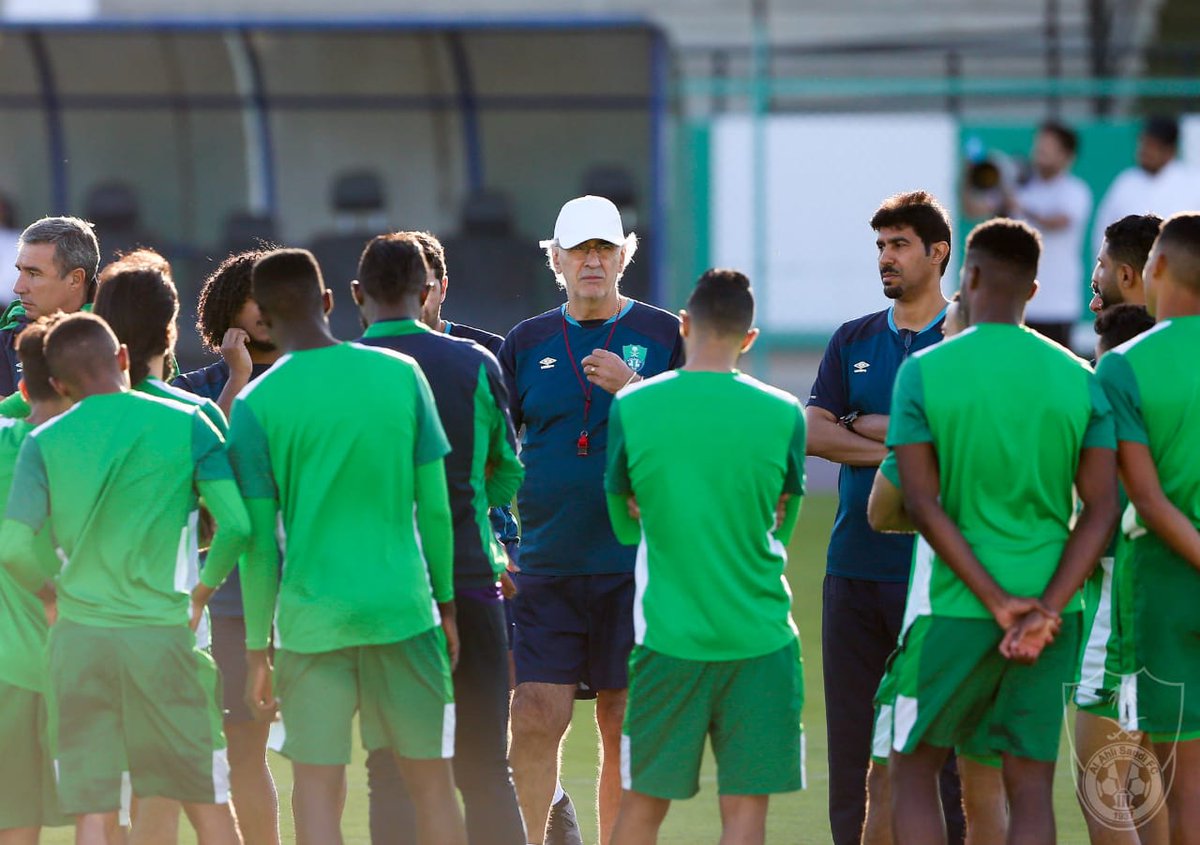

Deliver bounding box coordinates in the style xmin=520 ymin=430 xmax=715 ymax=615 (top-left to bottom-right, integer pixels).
xmin=552 ymin=780 xmax=565 ymax=805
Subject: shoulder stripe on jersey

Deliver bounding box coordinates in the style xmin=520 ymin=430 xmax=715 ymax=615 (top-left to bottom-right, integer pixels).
xmin=29 ymin=399 xmax=85 ymax=437
xmin=238 ymin=353 xmax=293 ymax=399
xmin=1111 ymin=318 xmax=1171 ymax=356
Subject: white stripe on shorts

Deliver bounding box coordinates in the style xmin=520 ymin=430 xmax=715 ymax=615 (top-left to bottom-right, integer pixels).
xmin=893 ymin=695 xmax=918 ymax=753
xmin=119 ymin=771 xmax=132 ymax=826
xmin=620 ymin=733 xmax=631 ymax=790
xmin=213 ymin=749 xmax=231 ymax=804
xmin=442 ymin=703 xmax=456 ymax=758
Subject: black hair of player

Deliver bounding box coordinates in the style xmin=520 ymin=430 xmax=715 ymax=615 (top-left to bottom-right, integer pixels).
xmin=1143 ymin=115 xmax=1180 ymax=148
xmin=1104 ymin=214 xmax=1163 ymax=272
xmin=357 ymin=233 xmax=430 ymax=306
xmin=42 ymin=312 xmax=120 ymax=385
xmin=687 ymin=269 xmax=754 ymax=337
xmin=251 ymin=249 xmax=326 ymax=319
xmin=16 ymin=316 xmax=59 ymax=402
xmin=407 ymin=231 xmax=446 ymax=280
xmin=870 ymin=191 xmax=953 ymax=276
xmin=965 ymin=218 xmax=1042 ymax=282
xmin=1094 ymin=304 xmax=1155 ymax=353
xmin=195 ymin=250 xmax=269 ymax=353
xmin=1039 ymin=120 xmax=1079 ymax=156
xmin=1154 ymin=213 xmax=1200 ymax=290
xmin=92 ymin=265 xmax=178 ymax=385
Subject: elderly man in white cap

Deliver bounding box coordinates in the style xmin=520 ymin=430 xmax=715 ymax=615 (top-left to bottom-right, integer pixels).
xmin=498 ymin=196 xmax=683 ymax=845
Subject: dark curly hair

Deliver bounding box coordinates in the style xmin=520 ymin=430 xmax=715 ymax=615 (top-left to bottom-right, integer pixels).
xmin=195 ymin=250 xmax=269 ymax=353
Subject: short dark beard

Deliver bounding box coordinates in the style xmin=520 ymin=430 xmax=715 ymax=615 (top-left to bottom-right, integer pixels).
xmin=883 ymin=285 xmax=904 ymax=300
xmin=246 ymin=338 xmax=277 ymax=354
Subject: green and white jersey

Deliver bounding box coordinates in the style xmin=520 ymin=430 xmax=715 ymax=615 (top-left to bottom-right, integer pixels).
xmin=0 ymin=419 xmax=51 ymax=692
xmin=605 ymin=370 xmax=806 ymax=662
xmin=6 ymin=391 xmax=233 ymax=628
xmin=1096 ymin=317 xmax=1200 ymax=526
xmin=136 ymin=375 xmax=227 ymax=436
xmin=228 ymin=343 xmax=452 ymax=654
xmin=887 ymin=323 xmax=1115 ymax=620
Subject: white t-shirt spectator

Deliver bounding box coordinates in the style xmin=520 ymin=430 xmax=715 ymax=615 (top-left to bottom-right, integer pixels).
xmin=1017 ymin=173 xmax=1093 ymax=323
xmin=1092 ymin=159 xmax=1200 ymax=254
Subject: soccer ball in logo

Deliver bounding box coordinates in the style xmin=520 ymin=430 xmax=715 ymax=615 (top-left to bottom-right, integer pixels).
xmin=1082 ymin=741 xmax=1166 ymax=829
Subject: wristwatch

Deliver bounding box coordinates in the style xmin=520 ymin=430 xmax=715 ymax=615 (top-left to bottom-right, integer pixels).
xmin=839 ymin=410 xmax=862 ymax=432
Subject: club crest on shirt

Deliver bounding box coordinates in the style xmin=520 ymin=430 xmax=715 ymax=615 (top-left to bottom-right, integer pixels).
xmin=622 ymin=345 xmax=647 ymax=373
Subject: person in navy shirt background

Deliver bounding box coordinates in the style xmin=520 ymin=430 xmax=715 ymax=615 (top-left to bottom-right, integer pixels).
xmin=500 ymin=196 xmax=683 ymax=845
xmin=806 ymin=191 xmax=964 ymax=845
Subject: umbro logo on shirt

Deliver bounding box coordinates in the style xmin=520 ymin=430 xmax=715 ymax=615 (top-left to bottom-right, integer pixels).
xmin=539 ymin=357 xmax=557 ymax=370
xmin=853 ymin=361 xmax=870 ymax=373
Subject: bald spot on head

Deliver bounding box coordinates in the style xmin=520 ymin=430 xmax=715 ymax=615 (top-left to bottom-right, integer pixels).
xmin=1154 ymin=213 xmax=1200 ymax=292
xmin=43 ymin=312 xmax=122 ymax=389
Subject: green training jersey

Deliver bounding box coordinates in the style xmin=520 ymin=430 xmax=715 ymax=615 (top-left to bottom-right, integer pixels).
xmin=136 ymin=375 xmax=227 ymax=436
xmin=887 ymin=323 xmax=1114 ymax=619
xmin=5 ymin=391 xmax=234 ymax=627
xmin=0 ymin=419 xmax=51 ymax=691
xmin=605 ymin=370 xmax=806 ymax=661
xmin=228 ymin=343 xmax=452 ymax=654
xmin=1096 ymin=317 xmax=1200 ymax=527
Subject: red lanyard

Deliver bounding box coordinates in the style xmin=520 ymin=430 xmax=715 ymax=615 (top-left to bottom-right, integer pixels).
xmin=561 ymin=306 xmax=621 ymax=456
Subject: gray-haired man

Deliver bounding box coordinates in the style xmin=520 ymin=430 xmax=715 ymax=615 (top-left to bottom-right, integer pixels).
xmin=0 ymin=216 xmax=100 ymax=398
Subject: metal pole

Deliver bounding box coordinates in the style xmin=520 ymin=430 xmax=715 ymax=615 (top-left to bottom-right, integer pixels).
xmin=1045 ymin=0 xmax=1062 ymax=117
xmin=751 ymin=0 xmax=769 ymax=376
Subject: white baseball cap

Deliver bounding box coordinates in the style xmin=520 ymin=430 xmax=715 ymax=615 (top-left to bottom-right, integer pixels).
xmin=551 ymin=195 xmax=626 ymax=249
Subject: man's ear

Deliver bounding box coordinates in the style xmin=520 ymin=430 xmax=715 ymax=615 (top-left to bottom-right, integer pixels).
xmin=1117 ymin=263 xmax=1137 ymax=291
xmin=68 ymin=267 xmax=87 ymax=294
xmin=929 ymin=241 xmax=950 ymax=269
xmin=116 ymin=343 xmax=130 ymax=374
xmin=350 ymin=280 xmax=364 ymax=307
xmin=1027 ymin=278 xmax=1040 ymax=303
xmin=740 ymin=327 xmax=761 ymax=354
xmin=550 ymin=247 xmax=563 ymax=275
xmin=18 ymin=379 xmax=29 ymax=402
xmin=440 ymin=276 xmax=449 ymax=301
xmin=679 ymin=309 xmax=690 ymax=339
xmin=323 ymin=289 xmax=334 ymax=316
xmin=49 ymin=376 xmax=70 ymax=401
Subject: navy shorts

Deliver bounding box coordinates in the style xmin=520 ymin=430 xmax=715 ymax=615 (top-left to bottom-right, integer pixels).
xmin=512 ymin=572 xmax=635 ymax=697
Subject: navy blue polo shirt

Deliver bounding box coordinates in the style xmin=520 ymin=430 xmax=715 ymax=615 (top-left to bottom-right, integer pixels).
xmin=172 ymin=358 xmax=272 ymax=617
xmin=808 ymin=305 xmax=946 ymax=582
xmin=358 ymin=319 xmax=522 ymax=591
xmin=499 ymin=299 xmax=683 ymax=576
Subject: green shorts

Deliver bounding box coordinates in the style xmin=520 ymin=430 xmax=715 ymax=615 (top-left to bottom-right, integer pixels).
xmin=1130 ymin=535 xmax=1200 ymax=741
xmin=46 ymin=620 xmax=228 ymax=814
xmin=871 ymin=654 xmax=1001 ymax=769
xmin=1075 ymin=556 xmax=1127 ymax=720
xmin=621 ymin=640 xmax=805 ymax=800
xmin=0 ymin=681 xmax=67 ymax=829
xmin=273 ymin=626 xmax=454 ymax=765
xmin=889 ymin=613 xmax=1081 ymax=763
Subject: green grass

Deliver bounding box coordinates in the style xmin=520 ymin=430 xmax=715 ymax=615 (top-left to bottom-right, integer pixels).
xmin=45 ymin=494 xmax=1099 ymax=844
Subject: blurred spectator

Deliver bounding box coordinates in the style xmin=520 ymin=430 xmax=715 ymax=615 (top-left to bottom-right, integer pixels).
xmin=0 ymin=194 xmax=19 ymax=303
xmin=1093 ymin=116 xmax=1198 ymax=254
xmin=1009 ymin=122 xmax=1093 ymax=347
